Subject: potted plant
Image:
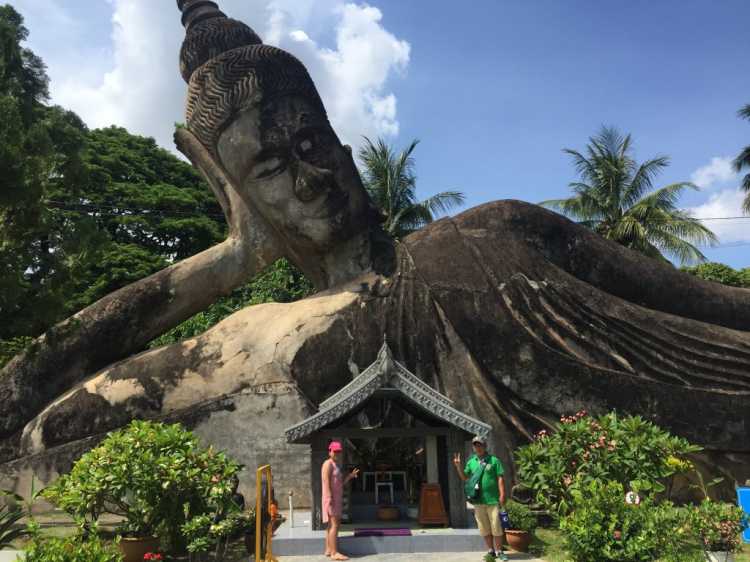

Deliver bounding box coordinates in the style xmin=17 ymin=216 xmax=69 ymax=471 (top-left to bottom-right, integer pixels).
xmin=503 ymin=499 xmax=536 ymax=553
xmin=43 ymin=420 xmax=243 ymax=562
xmin=686 ymin=498 xmax=748 ymax=562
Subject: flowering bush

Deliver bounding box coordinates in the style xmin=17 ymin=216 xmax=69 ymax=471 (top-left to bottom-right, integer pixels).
xmin=559 ymin=480 xmax=688 ymax=562
xmin=143 ymin=553 xmax=162 ymax=561
xmin=516 ymin=410 xmax=700 ymax=514
xmin=43 ymin=420 xmax=244 ymax=540
xmin=182 ymin=512 xmax=239 ymax=556
xmin=23 ymin=520 xmax=122 ymax=562
xmin=686 ymin=498 xmax=748 ymax=553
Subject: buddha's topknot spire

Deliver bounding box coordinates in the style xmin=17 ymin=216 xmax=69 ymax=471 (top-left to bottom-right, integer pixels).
xmin=177 ymin=0 xmax=263 ymax=83
xmin=177 ymin=0 xmax=226 ymax=32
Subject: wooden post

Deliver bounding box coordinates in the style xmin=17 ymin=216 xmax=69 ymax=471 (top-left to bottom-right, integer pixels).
xmin=448 ymin=429 xmax=468 ymax=528
xmin=310 ymin=434 xmax=328 ymax=531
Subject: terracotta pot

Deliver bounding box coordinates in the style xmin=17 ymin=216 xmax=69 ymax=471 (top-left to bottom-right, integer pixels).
xmin=377 ymin=506 xmax=399 ymax=521
xmin=505 ymin=529 xmax=531 ymax=552
xmin=119 ymin=536 xmax=160 ymax=562
xmin=707 ymin=553 xmax=735 ymax=562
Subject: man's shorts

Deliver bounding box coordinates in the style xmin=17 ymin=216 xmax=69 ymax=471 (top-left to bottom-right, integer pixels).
xmin=473 ymin=503 xmax=504 ymax=537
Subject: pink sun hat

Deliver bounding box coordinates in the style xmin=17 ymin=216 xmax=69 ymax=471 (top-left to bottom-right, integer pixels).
xmin=329 ymin=441 xmax=342 ymax=452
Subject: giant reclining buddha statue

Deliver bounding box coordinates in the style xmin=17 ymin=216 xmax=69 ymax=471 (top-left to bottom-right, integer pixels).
xmin=0 ymin=0 xmax=748 ymax=493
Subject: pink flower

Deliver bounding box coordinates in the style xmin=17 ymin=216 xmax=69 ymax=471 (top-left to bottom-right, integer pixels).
xmin=614 ymin=530 xmax=621 ymax=539
xmin=564 ymin=477 xmax=572 ymax=485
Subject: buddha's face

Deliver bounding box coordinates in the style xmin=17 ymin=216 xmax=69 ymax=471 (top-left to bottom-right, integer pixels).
xmin=216 ymin=95 xmax=372 ymax=252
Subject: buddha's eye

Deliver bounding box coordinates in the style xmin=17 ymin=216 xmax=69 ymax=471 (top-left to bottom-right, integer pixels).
xmin=247 ymin=152 xmax=288 ymax=181
xmin=296 ymin=133 xmax=331 ymax=159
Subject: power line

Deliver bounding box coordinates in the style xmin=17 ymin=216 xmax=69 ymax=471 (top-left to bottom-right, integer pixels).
xmin=46 ymin=200 xmax=225 ymax=221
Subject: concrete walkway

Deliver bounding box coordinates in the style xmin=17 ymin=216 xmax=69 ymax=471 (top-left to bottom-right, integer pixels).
xmin=269 ymin=511 xmax=545 ymax=560
xmin=0 ymin=552 xmax=544 ymax=562
xmin=275 ymin=554 xmax=543 ymax=562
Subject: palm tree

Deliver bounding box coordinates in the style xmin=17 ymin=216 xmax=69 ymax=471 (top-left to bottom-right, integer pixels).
xmin=539 ymin=125 xmax=716 ymax=266
xmin=732 ymin=104 xmax=750 ymax=214
xmin=358 ymin=137 xmax=465 ymax=239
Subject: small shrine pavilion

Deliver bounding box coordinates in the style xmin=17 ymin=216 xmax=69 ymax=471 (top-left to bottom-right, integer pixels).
xmin=284 ymin=338 xmax=491 ymax=530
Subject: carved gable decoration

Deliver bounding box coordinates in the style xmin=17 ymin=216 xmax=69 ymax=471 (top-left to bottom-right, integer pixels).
xmin=284 ymin=339 xmax=491 ymax=444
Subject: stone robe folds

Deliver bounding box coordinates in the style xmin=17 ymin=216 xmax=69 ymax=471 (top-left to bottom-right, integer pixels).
xmin=1 ymin=200 xmax=749 ymax=495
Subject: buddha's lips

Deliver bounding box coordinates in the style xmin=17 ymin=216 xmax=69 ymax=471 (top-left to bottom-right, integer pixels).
xmin=312 ymin=190 xmax=349 ymax=219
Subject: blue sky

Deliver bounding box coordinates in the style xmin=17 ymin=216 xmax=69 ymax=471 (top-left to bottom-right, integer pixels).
xmin=13 ymin=0 xmax=750 ymax=268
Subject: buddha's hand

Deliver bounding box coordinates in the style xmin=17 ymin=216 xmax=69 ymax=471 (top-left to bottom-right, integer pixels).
xmin=174 ymin=128 xmax=280 ymax=256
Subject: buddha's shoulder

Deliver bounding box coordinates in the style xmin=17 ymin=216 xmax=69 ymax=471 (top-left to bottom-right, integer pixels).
xmin=405 ymin=199 xmax=572 ymax=242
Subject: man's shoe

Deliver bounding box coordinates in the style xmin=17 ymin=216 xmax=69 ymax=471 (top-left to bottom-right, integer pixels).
xmin=496 ymin=553 xmax=509 ymax=561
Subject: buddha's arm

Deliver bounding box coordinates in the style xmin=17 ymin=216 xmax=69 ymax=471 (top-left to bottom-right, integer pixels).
xmin=0 ymin=130 xmax=283 ymax=442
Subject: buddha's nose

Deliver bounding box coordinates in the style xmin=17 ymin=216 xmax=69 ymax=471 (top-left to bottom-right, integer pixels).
xmin=295 ymin=160 xmax=333 ymax=202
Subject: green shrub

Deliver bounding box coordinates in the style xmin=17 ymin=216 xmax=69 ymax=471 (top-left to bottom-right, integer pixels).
xmin=516 ymin=410 xmax=700 ymax=514
xmin=504 ymin=500 xmax=536 ymax=532
xmin=23 ymin=520 xmax=122 ymax=562
xmin=0 ymin=504 xmax=26 ymax=549
xmin=43 ymin=420 xmax=244 ymax=542
xmin=2 ymin=474 xmax=45 ymax=548
xmin=559 ymin=480 xmax=688 ymax=562
xmin=686 ymin=498 xmax=748 ymax=553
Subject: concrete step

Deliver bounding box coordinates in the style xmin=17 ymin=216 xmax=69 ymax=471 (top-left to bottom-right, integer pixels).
xmin=272 ymin=529 xmax=486 ymax=556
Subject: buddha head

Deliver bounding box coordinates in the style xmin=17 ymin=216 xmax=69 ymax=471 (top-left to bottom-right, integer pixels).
xmin=176 ymin=0 xmax=389 ymax=286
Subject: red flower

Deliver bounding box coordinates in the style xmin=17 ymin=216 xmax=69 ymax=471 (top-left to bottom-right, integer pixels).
xmin=614 ymin=530 xmax=621 ymax=539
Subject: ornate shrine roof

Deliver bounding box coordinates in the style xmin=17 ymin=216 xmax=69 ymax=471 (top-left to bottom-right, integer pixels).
xmin=284 ymin=338 xmax=492 ymax=444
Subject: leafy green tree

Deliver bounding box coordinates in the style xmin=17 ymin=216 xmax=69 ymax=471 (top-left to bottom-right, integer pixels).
xmin=54 ymin=126 xmax=228 ymax=314
xmin=81 ymin=126 xmax=225 ymax=261
xmin=358 ymin=137 xmax=465 ymax=239
xmin=680 ymin=262 xmax=750 ymax=289
xmin=0 ymin=5 xmax=92 ymax=347
xmin=733 ymin=103 xmax=750 ymax=214
xmin=539 ymin=126 xmax=716 ymax=265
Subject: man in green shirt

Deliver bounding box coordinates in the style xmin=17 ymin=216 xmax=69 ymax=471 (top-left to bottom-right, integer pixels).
xmin=454 ymin=435 xmax=508 ymax=561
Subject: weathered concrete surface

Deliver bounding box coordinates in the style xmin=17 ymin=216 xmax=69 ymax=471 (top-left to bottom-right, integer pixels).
xmin=1 ymin=201 xmax=749 ymax=506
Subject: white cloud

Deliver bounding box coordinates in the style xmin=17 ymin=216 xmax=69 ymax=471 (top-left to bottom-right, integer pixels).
xmin=689 ymin=189 xmax=750 ymax=244
xmin=690 ymin=156 xmax=736 ymax=190
xmin=269 ymin=2 xmax=410 ymax=147
xmin=14 ymin=0 xmax=410 ymax=156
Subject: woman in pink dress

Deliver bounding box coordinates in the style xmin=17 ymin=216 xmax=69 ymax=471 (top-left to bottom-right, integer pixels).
xmin=322 ymin=441 xmax=359 ymax=560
